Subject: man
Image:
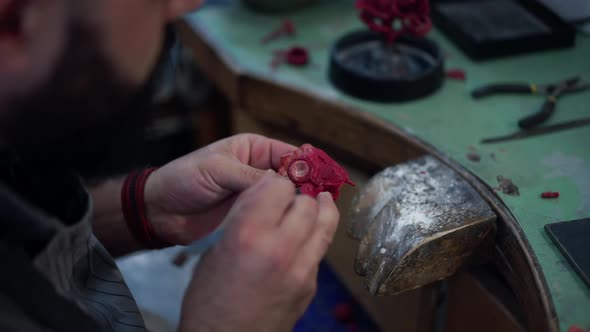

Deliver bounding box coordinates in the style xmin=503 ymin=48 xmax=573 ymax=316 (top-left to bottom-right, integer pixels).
xmin=0 ymin=0 xmax=340 ymax=331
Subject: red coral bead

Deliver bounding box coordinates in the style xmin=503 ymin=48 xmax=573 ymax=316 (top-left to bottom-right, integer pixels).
xmin=446 ymin=69 xmax=467 ymax=81
xmin=541 ymin=191 xmax=560 ymax=199
xmin=285 ymin=47 xmax=309 ymax=66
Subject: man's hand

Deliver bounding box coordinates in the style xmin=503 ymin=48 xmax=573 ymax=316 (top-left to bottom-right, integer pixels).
xmin=179 ymin=172 xmax=340 ymax=332
xmin=144 ymin=133 xmax=297 ymax=245
xmin=90 ymin=134 xmax=296 ymax=255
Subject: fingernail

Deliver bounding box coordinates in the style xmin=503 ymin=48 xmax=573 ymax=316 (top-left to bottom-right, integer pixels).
xmin=319 ymin=192 xmax=333 ymax=201
xmin=264 ymin=170 xmax=288 ymax=183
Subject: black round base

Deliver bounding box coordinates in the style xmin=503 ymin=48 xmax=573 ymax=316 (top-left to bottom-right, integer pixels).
xmin=242 ymin=0 xmax=317 ymax=13
xmin=328 ymin=31 xmax=445 ymax=103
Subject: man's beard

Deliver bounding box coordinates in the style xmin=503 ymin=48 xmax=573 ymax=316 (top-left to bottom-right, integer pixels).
xmin=0 ymin=21 xmax=171 ymax=179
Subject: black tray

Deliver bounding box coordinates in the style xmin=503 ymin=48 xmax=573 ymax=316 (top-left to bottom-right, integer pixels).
xmin=431 ymin=0 xmax=576 ymax=60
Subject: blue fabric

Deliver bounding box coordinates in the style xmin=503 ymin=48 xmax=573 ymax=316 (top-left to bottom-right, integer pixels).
xmin=295 ymin=261 xmax=380 ymax=332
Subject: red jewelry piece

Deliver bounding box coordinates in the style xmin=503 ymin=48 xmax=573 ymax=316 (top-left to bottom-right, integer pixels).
xmin=278 ymin=144 xmax=355 ymax=200
xmin=122 ymin=168 xmax=172 ymax=249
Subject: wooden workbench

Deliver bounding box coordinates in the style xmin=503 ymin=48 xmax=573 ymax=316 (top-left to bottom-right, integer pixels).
xmin=178 ymin=1 xmax=590 ymax=330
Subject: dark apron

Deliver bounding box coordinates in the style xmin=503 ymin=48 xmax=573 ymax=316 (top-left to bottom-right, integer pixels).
xmin=0 ymin=161 xmax=146 ymax=331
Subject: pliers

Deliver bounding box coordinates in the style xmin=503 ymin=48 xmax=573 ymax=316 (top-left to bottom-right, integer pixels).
xmin=471 ymin=77 xmax=590 ymax=129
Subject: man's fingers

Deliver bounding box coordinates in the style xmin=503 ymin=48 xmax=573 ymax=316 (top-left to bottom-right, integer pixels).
xmin=264 ymin=138 xmax=298 ymax=170
xmin=295 ymin=192 xmax=340 ymax=266
xmin=207 ymin=157 xmax=267 ymax=194
xmin=205 ymin=134 xmax=297 ymax=194
xmin=229 ymin=134 xmax=297 ymax=170
xmin=230 ymin=171 xmax=296 ymax=228
xmin=278 ymin=195 xmax=319 ymax=250
xmin=181 ymin=195 xmax=238 ymax=243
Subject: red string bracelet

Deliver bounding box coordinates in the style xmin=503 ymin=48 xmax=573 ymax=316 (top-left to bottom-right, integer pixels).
xmin=121 ymin=167 xmax=172 ymax=249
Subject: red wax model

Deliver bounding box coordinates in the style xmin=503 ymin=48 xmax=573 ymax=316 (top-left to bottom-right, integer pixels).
xmin=278 ymin=144 xmax=355 ymax=200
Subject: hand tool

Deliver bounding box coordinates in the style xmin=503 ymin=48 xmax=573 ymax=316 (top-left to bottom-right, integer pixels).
xmin=481 ymin=116 xmax=590 ymax=144
xmin=472 ymin=76 xmax=590 ymax=129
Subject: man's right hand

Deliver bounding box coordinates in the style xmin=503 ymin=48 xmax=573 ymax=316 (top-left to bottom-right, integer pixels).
xmin=179 ymin=171 xmax=341 ymax=332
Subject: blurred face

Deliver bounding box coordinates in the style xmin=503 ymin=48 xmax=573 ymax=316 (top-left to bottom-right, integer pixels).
xmin=0 ymin=0 xmax=202 ymax=177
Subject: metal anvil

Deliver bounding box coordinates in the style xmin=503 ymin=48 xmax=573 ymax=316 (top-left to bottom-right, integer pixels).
xmin=348 ymin=156 xmax=497 ymax=295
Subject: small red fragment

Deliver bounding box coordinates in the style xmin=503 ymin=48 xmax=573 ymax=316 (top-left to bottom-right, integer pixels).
xmin=278 ymin=144 xmax=355 ymax=200
xmin=332 ymin=302 xmax=354 ymax=322
xmin=541 ymin=191 xmax=560 ymax=199
xmin=271 ymin=47 xmax=310 ymax=71
xmin=446 ymin=69 xmax=467 ymax=81
xmin=261 ymin=19 xmax=296 ymax=44
xmin=285 ymin=47 xmax=309 ymax=66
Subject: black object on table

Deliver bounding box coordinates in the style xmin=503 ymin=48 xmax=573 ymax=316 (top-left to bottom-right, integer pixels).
xmin=431 ymin=0 xmax=575 ymax=60
xmin=328 ymin=31 xmax=444 ymax=103
xmin=472 ymin=76 xmax=590 ymax=129
xmin=545 ymin=218 xmax=590 ymax=289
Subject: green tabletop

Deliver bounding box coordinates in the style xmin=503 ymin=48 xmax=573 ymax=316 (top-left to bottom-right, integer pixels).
xmin=186 ymin=1 xmax=590 ymax=329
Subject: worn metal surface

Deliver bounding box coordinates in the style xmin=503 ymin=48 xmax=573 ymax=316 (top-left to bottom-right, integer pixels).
xmin=349 ymin=156 xmax=496 ymax=295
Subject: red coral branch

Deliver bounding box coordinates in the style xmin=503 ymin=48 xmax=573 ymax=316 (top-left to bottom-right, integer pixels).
xmin=356 ymin=0 xmax=432 ymax=44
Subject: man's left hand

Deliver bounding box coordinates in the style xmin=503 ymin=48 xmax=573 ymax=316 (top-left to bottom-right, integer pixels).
xmin=144 ymin=133 xmax=296 ymax=245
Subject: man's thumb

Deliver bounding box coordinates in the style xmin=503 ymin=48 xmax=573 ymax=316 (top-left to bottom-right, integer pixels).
xmin=220 ymin=162 xmax=267 ymax=192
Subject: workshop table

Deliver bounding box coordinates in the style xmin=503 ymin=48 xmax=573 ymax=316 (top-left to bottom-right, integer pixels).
xmin=178 ymin=1 xmax=590 ymax=331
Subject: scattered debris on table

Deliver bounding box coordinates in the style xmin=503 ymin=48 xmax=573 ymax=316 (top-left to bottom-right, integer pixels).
xmin=495 ymin=175 xmax=520 ymax=196
xmin=278 ymin=144 xmax=355 ymax=200
xmin=261 ymin=19 xmax=296 ymax=44
xmin=467 ymin=151 xmax=481 ymax=162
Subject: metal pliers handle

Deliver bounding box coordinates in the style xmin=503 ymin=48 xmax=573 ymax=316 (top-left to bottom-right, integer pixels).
xmin=472 ymin=77 xmax=589 ymax=129
xmin=518 ymin=95 xmax=558 ymax=129
xmin=518 ymin=78 xmax=583 ymax=129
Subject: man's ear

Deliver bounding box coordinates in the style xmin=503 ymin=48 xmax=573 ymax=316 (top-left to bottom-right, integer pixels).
xmin=0 ymin=0 xmax=65 ymax=98
xmin=165 ymin=0 xmax=203 ymax=21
